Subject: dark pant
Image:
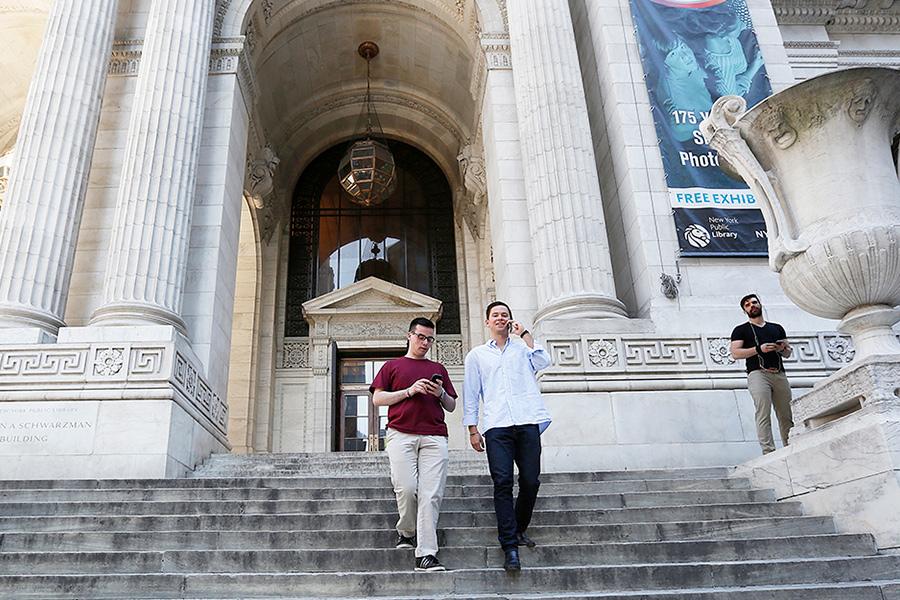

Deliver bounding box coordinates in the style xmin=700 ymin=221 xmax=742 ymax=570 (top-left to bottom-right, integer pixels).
xmin=484 ymin=424 xmax=542 ymax=550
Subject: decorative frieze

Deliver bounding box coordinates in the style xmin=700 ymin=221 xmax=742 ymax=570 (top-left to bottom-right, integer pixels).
xmin=435 ymin=339 xmax=464 ymax=366
xmin=539 ymin=332 xmax=881 ymax=386
xmin=282 ymin=342 xmax=310 ymax=368
xmin=108 ymin=37 xmax=245 ymax=77
xmin=0 ymin=342 xmax=227 ymax=436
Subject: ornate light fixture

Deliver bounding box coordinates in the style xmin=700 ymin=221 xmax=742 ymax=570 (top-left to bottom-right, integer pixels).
xmin=338 ymin=41 xmax=396 ymax=207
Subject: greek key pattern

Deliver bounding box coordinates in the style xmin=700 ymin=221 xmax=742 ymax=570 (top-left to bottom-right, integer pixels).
xmin=0 ymin=343 xmax=226 ymax=435
xmin=541 ymin=332 xmax=866 ymax=377
xmin=173 ymin=352 xmax=228 ymax=434
xmin=0 ymin=350 xmax=87 ymax=376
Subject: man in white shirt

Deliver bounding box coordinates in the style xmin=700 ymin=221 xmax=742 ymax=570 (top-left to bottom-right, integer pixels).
xmin=463 ymin=301 xmax=552 ymax=571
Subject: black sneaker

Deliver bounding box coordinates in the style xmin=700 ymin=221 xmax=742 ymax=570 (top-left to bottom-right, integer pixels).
xmin=415 ymin=555 xmax=446 ymax=572
xmin=517 ymin=531 xmax=537 ymax=548
xmin=395 ymin=534 xmax=415 ymax=549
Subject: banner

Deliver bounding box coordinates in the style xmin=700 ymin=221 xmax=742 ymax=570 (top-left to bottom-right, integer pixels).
xmin=629 ymin=0 xmax=772 ymax=255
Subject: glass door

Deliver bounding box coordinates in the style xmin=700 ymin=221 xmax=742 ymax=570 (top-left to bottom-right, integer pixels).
xmin=337 ymin=358 xmax=390 ymax=451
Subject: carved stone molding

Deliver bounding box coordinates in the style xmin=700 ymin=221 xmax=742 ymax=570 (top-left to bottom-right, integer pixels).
xmin=540 ymin=332 xmax=865 ymax=386
xmin=587 ymin=340 xmax=619 ymax=368
xmin=456 ymin=143 xmax=488 ymax=238
xmin=708 ymin=338 xmax=736 ymax=366
xmin=824 ymin=335 xmax=856 ymax=363
xmin=286 ymin=91 xmax=466 ymax=145
xmin=481 ymin=34 xmax=511 ymax=70
xmin=0 ymin=341 xmax=228 ymax=437
xmin=282 ymin=341 xmax=310 ymax=368
xmin=435 ymin=338 xmax=464 ymax=366
xmin=108 ymin=37 xmax=246 ymax=77
xmin=245 ymin=143 xmax=280 ymax=209
xmin=772 ymin=0 xmax=900 ymax=31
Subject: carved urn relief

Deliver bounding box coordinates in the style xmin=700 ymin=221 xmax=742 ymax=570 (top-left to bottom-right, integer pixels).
xmin=702 ymin=68 xmax=900 ymax=363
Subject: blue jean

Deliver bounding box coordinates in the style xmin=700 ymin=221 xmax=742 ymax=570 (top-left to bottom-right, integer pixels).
xmin=484 ymin=424 xmax=541 ymax=550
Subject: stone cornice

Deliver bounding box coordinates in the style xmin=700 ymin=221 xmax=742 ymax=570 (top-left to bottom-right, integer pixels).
xmin=772 ymin=0 xmax=900 ymax=31
xmin=108 ymin=37 xmax=249 ymax=78
xmin=481 ymin=33 xmax=511 ymax=70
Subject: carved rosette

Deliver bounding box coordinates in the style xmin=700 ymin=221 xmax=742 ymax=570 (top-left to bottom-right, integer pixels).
xmin=93 ymin=348 xmax=125 ymax=376
xmin=587 ymin=340 xmax=618 ymax=368
xmin=708 ymin=338 xmax=736 ymax=366
xmin=825 ymin=336 xmax=856 ymax=364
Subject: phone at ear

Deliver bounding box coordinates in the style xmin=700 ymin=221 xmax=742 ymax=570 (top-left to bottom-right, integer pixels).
xmin=507 ymin=321 xmax=513 ymax=332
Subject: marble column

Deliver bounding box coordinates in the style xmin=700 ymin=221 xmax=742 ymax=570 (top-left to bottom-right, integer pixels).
xmin=91 ymin=0 xmax=216 ymax=333
xmin=0 ymin=0 xmax=118 ymax=338
xmin=506 ymin=0 xmax=627 ymax=323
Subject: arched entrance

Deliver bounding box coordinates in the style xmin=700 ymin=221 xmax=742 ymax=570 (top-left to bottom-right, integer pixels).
xmin=223 ymin=0 xmax=496 ymax=453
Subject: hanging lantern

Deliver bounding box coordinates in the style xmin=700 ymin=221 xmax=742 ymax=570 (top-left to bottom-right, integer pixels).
xmin=338 ymin=138 xmax=396 ymax=207
xmin=339 ymin=42 xmax=396 ymax=206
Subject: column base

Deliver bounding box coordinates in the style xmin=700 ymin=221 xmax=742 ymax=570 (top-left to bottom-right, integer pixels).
xmin=532 ymin=294 xmax=629 ymax=325
xmin=0 ymin=327 xmax=57 ymax=345
xmin=90 ymin=302 xmax=188 ymax=337
xmin=734 ymin=402 xmax=900 ymax=550
xmin=0 ymin=304 xmax=65 ymax=339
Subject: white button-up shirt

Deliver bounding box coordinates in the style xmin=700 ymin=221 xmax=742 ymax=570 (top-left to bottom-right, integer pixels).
xmin=463 ymin=337 xmax=552 ymax=434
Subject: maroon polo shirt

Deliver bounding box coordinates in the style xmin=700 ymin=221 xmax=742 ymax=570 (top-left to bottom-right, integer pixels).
xmin=369 ymin=357 xmax=457 ymax=437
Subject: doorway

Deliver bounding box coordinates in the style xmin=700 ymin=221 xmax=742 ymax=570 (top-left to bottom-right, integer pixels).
xmin=335 ymin=355 xmax=401 ymax=451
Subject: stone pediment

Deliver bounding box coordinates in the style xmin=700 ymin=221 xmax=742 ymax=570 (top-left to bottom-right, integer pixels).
xmin=302 ymin=277 xmax=442 ymax=321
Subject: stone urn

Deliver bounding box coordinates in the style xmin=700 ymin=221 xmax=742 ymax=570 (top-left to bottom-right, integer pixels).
xmin=701 ymin=67 xmax=900 ymax=364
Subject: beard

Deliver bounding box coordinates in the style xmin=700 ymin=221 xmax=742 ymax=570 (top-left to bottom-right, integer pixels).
xmin=747 ymin=306 xmax=762 ymax=318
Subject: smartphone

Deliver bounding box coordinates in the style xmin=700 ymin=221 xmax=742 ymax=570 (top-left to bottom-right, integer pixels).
xmin=430 ymin=374 xmax=443 ymax=384
xmin=507 ymin=321 xmax=513 ymax=333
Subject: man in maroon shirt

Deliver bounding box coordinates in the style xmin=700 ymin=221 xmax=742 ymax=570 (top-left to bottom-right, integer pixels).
xmin=370 ymin=317 xmax=458 ymax=572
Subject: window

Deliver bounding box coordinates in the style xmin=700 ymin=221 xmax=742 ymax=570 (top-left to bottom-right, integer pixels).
xmin=286 ymin=142 xmax=461 ymax=336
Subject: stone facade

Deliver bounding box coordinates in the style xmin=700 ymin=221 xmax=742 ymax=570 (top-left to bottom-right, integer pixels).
xmin=0 ymin=0 xmax=898 ymax=479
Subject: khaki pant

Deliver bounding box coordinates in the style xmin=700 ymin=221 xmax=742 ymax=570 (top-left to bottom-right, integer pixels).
xmin=385 ymin=428 xmax=449 ymax=557
xmin=748 ymin=369 xmax=794 ymax=454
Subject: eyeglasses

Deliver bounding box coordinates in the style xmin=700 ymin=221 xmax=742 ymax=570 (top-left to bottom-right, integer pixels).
xmin=410 ymin=333 xmax=435 ymax=344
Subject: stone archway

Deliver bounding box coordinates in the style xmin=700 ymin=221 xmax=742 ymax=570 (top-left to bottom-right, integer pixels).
xmin=221 ymin=0 xmax=496 ymax=452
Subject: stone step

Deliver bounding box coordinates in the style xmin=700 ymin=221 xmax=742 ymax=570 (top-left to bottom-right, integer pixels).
xmin=0 ymin=534 xmax=877 ymax=575
xmin=228 ymin=583 xmax=898 ymax=600
xmin=0 ymin=502 xmax=805 ymax=532
xmin=189 ymin=465 xmax=732 ymax=480
xmin=0 ymin=490 xmax=776 ymax=517
xmin=3 ymin=555 xmax=899 ymax=599
xmin=0 ymin=470 xmax=738 ymax=490
xmin=0 ymin=478 xmax=752 ymax=502
xmin=0 ymin=516 xmax=838 ymax=552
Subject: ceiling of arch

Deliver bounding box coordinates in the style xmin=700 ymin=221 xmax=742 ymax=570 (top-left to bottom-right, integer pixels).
xmin=245 ymin=0 xmax=482 ymax=188
xmin=0 ymin=2 xmax=50 ymax=156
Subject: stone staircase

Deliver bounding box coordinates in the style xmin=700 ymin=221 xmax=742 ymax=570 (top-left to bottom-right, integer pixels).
xmin=0 ymin=451 xmax=899 ymax=599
